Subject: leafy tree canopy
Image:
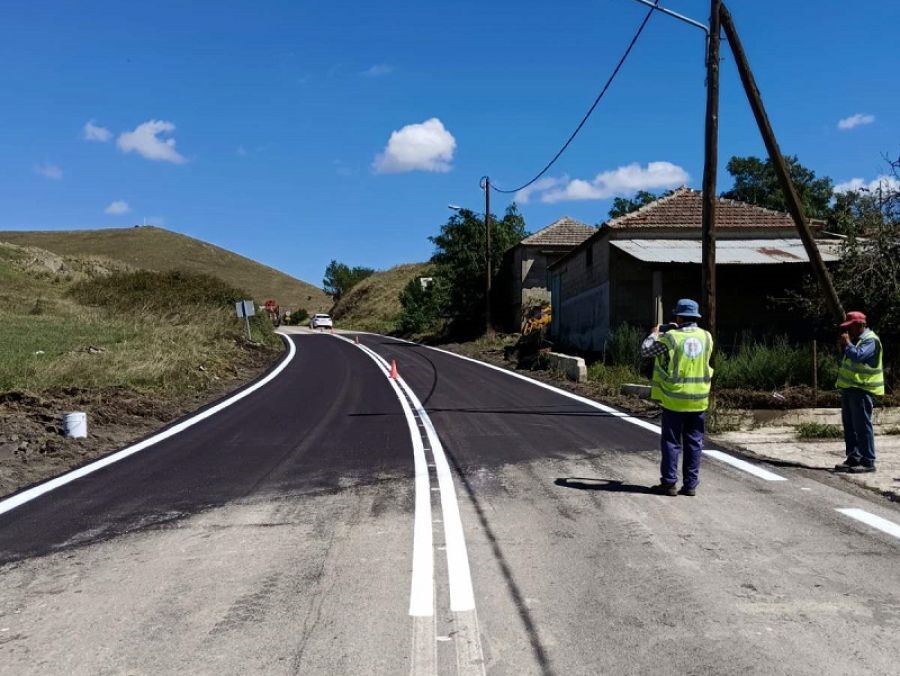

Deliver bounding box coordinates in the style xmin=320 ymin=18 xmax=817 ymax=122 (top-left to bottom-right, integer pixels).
xmin=607 ymin=190 xmax=666 ymax=220
xmin=722 ymin=155 xmax=834 ymax=220
xmin=323 ymin=260 xmax=374 ymax=300
xmin=429 ymin=204 xmax=527 ymax=331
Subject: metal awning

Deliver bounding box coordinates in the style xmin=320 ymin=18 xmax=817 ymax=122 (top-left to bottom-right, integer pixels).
xmin=610 ymin=238 xmax=841 ymax=265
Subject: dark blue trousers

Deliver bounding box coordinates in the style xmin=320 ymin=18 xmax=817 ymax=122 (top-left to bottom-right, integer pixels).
xmin=660 ymin=408 xmax=705 ymax=489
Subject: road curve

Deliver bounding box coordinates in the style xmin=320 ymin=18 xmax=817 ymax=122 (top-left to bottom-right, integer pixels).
xmin=0 ymin=330 xmax=898 ymax=675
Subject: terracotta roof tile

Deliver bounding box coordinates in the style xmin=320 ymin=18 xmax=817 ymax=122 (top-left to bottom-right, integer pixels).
xmin=604 ymin=186 xmax=805 ymax=229
xmin=521 ymin=217 xmax=596 ymax=246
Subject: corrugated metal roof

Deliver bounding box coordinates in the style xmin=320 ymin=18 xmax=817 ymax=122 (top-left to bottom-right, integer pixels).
xmin=610 ymin=238 xmax=841 ymax=265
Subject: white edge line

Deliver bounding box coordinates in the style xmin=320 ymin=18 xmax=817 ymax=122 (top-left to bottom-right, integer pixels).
xmin=365 ymin=334 xmax=789 ymax=484
xmin=0 ymin=334 xmax=298 ymax=517
xmin=837 ymin=508 xmax=900 ymax=540
xmin=702 ymin=450 xmax=786 ymax=481
xmin=332 ymin=334 xmax=434 ymax=617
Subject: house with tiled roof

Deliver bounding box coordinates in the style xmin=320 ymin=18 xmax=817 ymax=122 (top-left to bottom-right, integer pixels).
xmin=502 ymin=216 xmax=596 ymax=329
xmin=547 ymin=187 xmax=840 ymax=352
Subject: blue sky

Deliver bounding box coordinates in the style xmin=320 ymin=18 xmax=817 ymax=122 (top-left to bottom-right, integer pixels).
xmin=2 ymin=0 xmax=898 ymax=289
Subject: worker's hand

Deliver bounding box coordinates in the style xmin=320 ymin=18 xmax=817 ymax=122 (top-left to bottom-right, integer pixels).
xmin=839 ymin=332 xmax=851 ymax=348
xmin=651 ymin=324 xmax=661 ymax=335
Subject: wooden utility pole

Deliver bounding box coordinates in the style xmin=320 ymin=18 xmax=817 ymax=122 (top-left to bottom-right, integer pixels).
xmin=483 ymin=176 xmax=493 ymax=335
xmin=719 ymin=3 xmax=845 ymax=323
xmin=700 ymin=0 xmax=721 ymax=340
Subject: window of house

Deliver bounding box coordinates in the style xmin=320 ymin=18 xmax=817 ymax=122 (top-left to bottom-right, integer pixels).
xmin=585 ymin=244 xmax=593 ymax=268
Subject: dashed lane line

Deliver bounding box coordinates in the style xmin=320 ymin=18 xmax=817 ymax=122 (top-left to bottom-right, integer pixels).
xmin=836 ymin=508 xmax=900 ymax=541
xmin=702 ymin=450 xmax=787 ymax=482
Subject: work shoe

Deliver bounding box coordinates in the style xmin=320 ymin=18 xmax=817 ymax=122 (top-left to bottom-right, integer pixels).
xmin=834 ymin=458 xmax=862 ymax=472
xmin=847 ymin=464 xmax=876 ymax=474
xmin=679 ymin=486 xmax=697 ymax=497
xmin=651 ymin=483 xmax=678 ymax=497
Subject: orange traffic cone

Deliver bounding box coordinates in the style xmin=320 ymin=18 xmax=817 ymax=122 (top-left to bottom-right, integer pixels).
xmin=389 ymin=359 xmax=399 ymax=380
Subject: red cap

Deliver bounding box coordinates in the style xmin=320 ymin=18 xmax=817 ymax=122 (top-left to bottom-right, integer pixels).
xmin=840 ymin=311 xmax=867 ymax=328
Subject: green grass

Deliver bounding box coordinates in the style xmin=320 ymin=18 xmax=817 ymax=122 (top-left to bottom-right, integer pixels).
xmin=0 ymin=226 xmax=329 ymax=314
xmin=0 ymin=253 xmax=280 ymax=396
xmin=795 ymin=422 xmax=844 ymax=440
xmin=331 ymin=262 xmax=429 ymax=333
xmin=715 ymin=335 xmax=840 ymax=391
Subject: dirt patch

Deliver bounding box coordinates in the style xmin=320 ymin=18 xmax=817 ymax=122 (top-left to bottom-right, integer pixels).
xmin=0 ymin=346 xmax=280 ymax=499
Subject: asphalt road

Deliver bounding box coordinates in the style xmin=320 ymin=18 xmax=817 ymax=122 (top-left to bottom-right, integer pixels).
xmin=1 ymin=329 xmax=898 ymax=675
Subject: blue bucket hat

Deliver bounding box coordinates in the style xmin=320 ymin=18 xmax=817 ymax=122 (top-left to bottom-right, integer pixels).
xmin=673 ymin=298 xmax=701 ymax=318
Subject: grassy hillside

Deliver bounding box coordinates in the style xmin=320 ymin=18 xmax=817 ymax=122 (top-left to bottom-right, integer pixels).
xmin=331 ymin=263 xmax=429 ymax=334
xmin=0 ymin=226 xmax=329 ymax=314
xmin=0 ymin=241 xmax=278 ymax=395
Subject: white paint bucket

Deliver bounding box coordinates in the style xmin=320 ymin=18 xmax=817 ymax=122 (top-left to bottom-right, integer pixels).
xmin=63 ymin=412 xmax=88 ymax=439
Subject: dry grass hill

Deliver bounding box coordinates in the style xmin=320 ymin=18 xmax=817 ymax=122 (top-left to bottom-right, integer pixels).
xmin=0 ymin=226 xmax=329 ymax=314
xmin=331 ymin=262 xmax=429 ymax=334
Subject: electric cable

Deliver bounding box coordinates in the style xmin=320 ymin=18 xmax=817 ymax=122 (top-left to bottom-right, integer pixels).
xmin=490 ymin=0 xmax=661 ymax=195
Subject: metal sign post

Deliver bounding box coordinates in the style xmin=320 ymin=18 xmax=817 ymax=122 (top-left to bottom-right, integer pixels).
xmin=235 ymin=300 xmax=255 ymax=341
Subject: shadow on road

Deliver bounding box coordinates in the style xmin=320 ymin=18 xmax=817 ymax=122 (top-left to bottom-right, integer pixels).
xmin=554 ymin=477 xmax=654 ymax=495
xmin=443 ymin=446 xmax=554 ymax=676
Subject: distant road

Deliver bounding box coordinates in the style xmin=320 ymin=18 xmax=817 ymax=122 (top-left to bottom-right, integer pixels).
xmin=1 ymin=330 xmax=898 ymax=674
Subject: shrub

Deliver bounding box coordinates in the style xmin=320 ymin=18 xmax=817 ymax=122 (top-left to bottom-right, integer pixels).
xmin=70 ymin=269 xmax=246 ymax=315
xmin=714 ymin=335 xmax=840 ymax=391
xmin=605 ymin=323 xmax=645 ymax=372
xmin=796 ymin=422 xmax=843 ymax=440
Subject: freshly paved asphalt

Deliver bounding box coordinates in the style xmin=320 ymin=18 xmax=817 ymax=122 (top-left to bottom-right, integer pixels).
xmin=1 ymin=329 xmax=898 ymax=674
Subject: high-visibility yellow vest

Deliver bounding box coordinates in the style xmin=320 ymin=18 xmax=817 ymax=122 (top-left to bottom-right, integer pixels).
xmin=651 ymin=328 xmax=714 ymax=413
xmin=836 ymin=330 xmax=884 ymax=396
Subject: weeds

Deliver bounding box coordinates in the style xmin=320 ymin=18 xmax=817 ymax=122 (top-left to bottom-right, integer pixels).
xmin=795 ymin=422 xmax=844 ymax=440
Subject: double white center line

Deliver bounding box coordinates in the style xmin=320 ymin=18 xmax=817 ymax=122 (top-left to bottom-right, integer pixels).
xmin=334 ymin=335 xmax=485 ymax=676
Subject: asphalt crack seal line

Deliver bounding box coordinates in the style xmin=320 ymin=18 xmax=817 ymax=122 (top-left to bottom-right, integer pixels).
xmin=333 ymin=334 xmax=485 ymax=676
xmin=376 ymin=334 xmax=788 ymax=483
xmin=0 ymin=333 xmax=298 ymax=518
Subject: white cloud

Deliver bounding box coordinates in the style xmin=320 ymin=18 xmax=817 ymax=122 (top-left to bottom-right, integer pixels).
xmin=236 ymin=146 xmax=247 ymax=156
xmin=837 ymin=113 xmax=875 ymax=130
xmin=104 ymin=200 xmax=131 ymax=215
xmin=34 ymin=163 xmax=63 ymax=180
xmin=373 ymin=118 xmax=456 ymax=174
xmin=526 ymin=161 xmax=690 ymax=204
xmin=362 ymin=64 xmax=394 ymax=77
xmin=515 ymin=177 xmax=567 ymax=204
xmin=834 ymin=174 xmax=900 ymax=194
xmin=117 ymin=120 xmax=187 ymax=164
xmin=83 ymin=120 xmax=112 ymax=142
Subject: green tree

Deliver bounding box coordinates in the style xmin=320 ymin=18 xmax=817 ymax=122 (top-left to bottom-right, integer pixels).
xmin=785 ymin=157 xmax=900 ymax=387
xmin=398 ymin=274 xmax=447 ymax=335
xmin=607 ymin=190 xmax=665 ymax=220
xmin=429 ymin=204 xmax=527 ymax=332
xmin=722 ymin=155 xmax=834 ymax=219
xmin=323 ymin=260 xmax=375 ymax=300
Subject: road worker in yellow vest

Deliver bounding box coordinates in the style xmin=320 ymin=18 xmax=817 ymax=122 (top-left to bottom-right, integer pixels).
xmin=834 ymin=311 xmax=884 ymax=474
xmin=640 ymin=299 xmax=713 ymax=496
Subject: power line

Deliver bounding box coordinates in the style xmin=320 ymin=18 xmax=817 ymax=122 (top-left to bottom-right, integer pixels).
xmin=490 ymin=0 xmax=661 ymax=195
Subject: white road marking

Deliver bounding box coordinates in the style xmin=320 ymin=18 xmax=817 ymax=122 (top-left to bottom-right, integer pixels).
xmin=702 ymin=450 xmax=787 ymax=481
xmin=334 ymin=335 xmax=434 ymax=617
xmin=355 ymin=341 xmax=478 ymax=612
xmin=836 ymin=508 xmax=900 ymax=540
xmin=337 ymin=334 xmax=485 ymax=675
xmin=0 ymin=334 xmax=298 ymax=518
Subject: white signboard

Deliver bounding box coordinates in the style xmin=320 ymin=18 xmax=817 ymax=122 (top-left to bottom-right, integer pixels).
xmin=235 ymin=300 xmax=255 ymax=318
